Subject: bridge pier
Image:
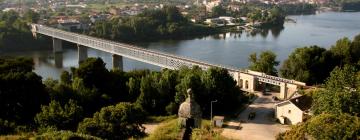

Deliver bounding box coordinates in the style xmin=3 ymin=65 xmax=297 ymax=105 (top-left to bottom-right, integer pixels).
xmin=238 ymin=73 xmax=256 ymax=93
xmin=78 ymin=44 xmax=88 ymax=63
xmin=54 ymin=52 xmax=63 ymax=68
xmin=280 ymin=83 xmax=287 ymax=99
xmin=52 ymin=38 xmax=63 ymax=53
xmin=112 ymin=54 xmax=123 ymax=70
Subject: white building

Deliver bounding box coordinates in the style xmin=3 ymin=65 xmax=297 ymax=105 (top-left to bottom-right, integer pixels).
xmin=275 ymin=95 xmax=312 ymax=125
xmin=57 ymin=19 xmax=83 ymax=31
xmin=205 ymin=16 xmax=238 ymax=26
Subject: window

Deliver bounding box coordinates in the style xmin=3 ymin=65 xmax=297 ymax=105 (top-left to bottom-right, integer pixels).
xmin=245 ymin=80 xmax=249 ymax=89
xmin=239 ymin=79 xmax=243 ymax=88
xmin=288 ymin=110 xmax=291 ymax=114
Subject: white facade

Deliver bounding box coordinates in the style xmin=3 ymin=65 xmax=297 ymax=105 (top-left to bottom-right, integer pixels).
xmin=275 ymin=102 xmax=304 ymax=125
xmin=275 ymin=96 xmax=312 ymax=125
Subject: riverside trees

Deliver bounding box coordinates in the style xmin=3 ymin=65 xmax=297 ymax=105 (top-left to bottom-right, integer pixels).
xmin=89 ymin=6 xmax=214 ymax=42
xmin=280 ymin=34 xmax=360 ymax=85
xmin=0 ymin=56 xmax=247 ymax=138
xmin=277 ymin=64 xmax=360 ymax=140
xmin=277 ymin=34 xmax=360 ymax=139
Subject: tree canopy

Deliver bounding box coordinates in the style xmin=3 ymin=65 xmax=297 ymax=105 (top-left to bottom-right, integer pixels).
xmin=280 ymin=46 xmax=334 ymax=85
xmin=248 ymin=50 xmax=279 ymax=76
xmin=89 ymin=6 xmax=215 ymax=42
xmin=280 ymin=34 xmax=360 ymax=85
xmin=77 ymin=102 xmax=146 ymax=139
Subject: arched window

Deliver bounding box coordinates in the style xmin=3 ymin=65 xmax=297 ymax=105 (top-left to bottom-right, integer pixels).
xmin=239 ymin=79 xmax=243 ymax=88
xmin=245 ymin=80 xmax=249 ymax=89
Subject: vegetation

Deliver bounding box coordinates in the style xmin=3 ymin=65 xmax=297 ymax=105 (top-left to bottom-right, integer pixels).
xmin=280 ymin=46 xmax=334 ymax=85
xmin=0 ymin=10 xmax=46 ymax=49
xmin=89 ymin=6 xmax=216 ymax=42
xmin=0 ymin=57 xmax=48 ymax=124
xmin=247 ymin=7 xmax=286 ymax=27
xmin=280 ymin=34 xmax=360 ymax=85
xmin=277 ymin=39 xmax=360 ymax=139
xmin=145 ymin=119 xmax=182 ymax=140
xmin=0 ymin=56 xmax=247 ymax=138
xmin=34 ymin=100 xmax=84 ymax=131
xmin=277 ymin=113 xmax=360 ymax=140
xmin=278 ymin=4 xmax=317 ymax=15
xmin=191 ymin=120 xmax=229 ymax=140
xmin=248 ymin=50 xmax=279 ymax=76
xmin=339 ymin=0 xmax=360 ymax=11
xmin=34 ymin=130 xmax=102 ymax=140
xmin=77 ymin=103 xmax=146 ymax=139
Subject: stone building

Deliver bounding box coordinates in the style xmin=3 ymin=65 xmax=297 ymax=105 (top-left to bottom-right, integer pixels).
xmin=178 ymin=89 xmax=202 ymax=128
xmin=275 ymin=95 xmax=312 ymax=125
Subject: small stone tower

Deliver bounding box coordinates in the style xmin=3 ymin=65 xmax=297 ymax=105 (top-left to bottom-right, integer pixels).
xmin=178 ymin=89 xmax=202 ymax=128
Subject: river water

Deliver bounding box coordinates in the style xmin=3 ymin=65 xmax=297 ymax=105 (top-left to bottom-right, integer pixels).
xmin=1 ymin=12 xmax=360 ymax=79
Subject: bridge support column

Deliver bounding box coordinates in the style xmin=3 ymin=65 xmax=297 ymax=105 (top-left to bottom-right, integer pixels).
xmin=280 ymin=83 xmax=287 ymax=99
xmin=112 ymin=54 xmax=123 ymax=70
xmin=78 ymin=44 xmax=88 ymax=63
xmin=54 ymin=52 xmax=63 ymax=68
xmin=52 ymin=38 xmax=63 ymax=53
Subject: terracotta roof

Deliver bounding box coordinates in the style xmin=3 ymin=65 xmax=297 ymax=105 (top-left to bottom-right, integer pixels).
xmin=289 ymin=95 xmax=312 ymax=111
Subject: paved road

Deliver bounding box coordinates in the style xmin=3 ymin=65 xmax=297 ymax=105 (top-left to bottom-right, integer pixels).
xmin=221 ymin=92 xmax=289 ymax=140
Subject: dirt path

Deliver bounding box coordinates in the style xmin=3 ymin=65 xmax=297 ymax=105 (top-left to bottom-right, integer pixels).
xmin=143 ymin=123 xmax=161 ymax=134
xmin=221 ymin=92 xmax=289 ymax=140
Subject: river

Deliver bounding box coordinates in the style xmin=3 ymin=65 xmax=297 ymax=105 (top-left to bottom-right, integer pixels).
xmin=1 ymin=12 xmax=360 ymax=79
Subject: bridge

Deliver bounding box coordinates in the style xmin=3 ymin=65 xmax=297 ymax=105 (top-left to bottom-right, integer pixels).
xmin=31 ymin=24 xmax=306 ymax=99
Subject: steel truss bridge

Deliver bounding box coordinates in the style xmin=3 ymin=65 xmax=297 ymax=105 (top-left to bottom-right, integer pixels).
xmin=31 ymin=24 xmax=306 ymax=99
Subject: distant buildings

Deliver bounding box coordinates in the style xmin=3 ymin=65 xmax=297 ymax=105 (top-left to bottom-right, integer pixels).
xmin=57 ymin=18 xmax=88 ymax=31
xmin=89 ymin=14 xmax=109 ymax=23
xmin=205 ymin=16 xmax=238 ymax=26
xmin=203 ymin=0 xmax=223 ymax=11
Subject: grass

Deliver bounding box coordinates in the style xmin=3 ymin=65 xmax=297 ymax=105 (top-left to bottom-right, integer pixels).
xmin=145 ymin=118 xmax=230 ymax=140
xmin=144 ymin=118 xmax=182 ymax=140
xmin=32 ymin=130 xmax=101 ymax=140
xmin=145 ymin=115 xmax=177 ymax=123
xmin=191 ymin=120 xmax=230 ymax=140
xmin=0 ymin=131 xmax=101 ymax=140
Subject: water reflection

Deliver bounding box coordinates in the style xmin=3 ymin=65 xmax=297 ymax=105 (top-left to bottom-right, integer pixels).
xmin=208 ymin=27 xmax=285 ymax=40
xmin=54 ymin=52 xmax=63 ymax=68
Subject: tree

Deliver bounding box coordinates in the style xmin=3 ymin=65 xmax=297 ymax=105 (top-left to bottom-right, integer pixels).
xmin=311 ymin=65 xmax=360 ymax=116
xmin=277 ymin=113 xmax=360 ymax=140
xmin=34 ymin=100 xmax=83 ymax=131
xmin=211 ymin=5 xmax=227 ymax=17
xmin=127 ymin=77 xmax=141 ymax=102
xmin=330 ymin=37 xmax=354 ymax=65
xmin=248 ymin=51 xmax=279 ymax=76
xmin=0 ymin=58 xmax=48 ymax=124
xmin=73 ymin=58 xmax=109 ymax=92
xmin=306 ymin=113 xmax=360 ymax=140
xmin=23 ymin=10 xmax=40 ymax=23
xmin=280 ymin=46 xmax=335 ymax=85
xmin=135 ymin=75 xmax=159 ymax=114
xmin=77 ymin=103 xmax=145 ymax=139
xmin=175 ymin=67 xmax=204 ymax=104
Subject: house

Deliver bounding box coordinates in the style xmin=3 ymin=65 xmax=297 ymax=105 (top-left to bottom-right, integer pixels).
xmin=205 ymin=16 xmax=238 ymax=26
xmin=275 ymin=95 xmax=312 ymax=125
xmin=203 ymin=0 xmax=223 ymax=11
xmin=57 ymin=18 xmax=85 ymax=31
xmin=89 ymin=14 xmax=109 ymax=23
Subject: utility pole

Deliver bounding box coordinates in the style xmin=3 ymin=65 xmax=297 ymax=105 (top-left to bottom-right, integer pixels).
xmin=210 ymin=100 xmax=218 ymax=126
